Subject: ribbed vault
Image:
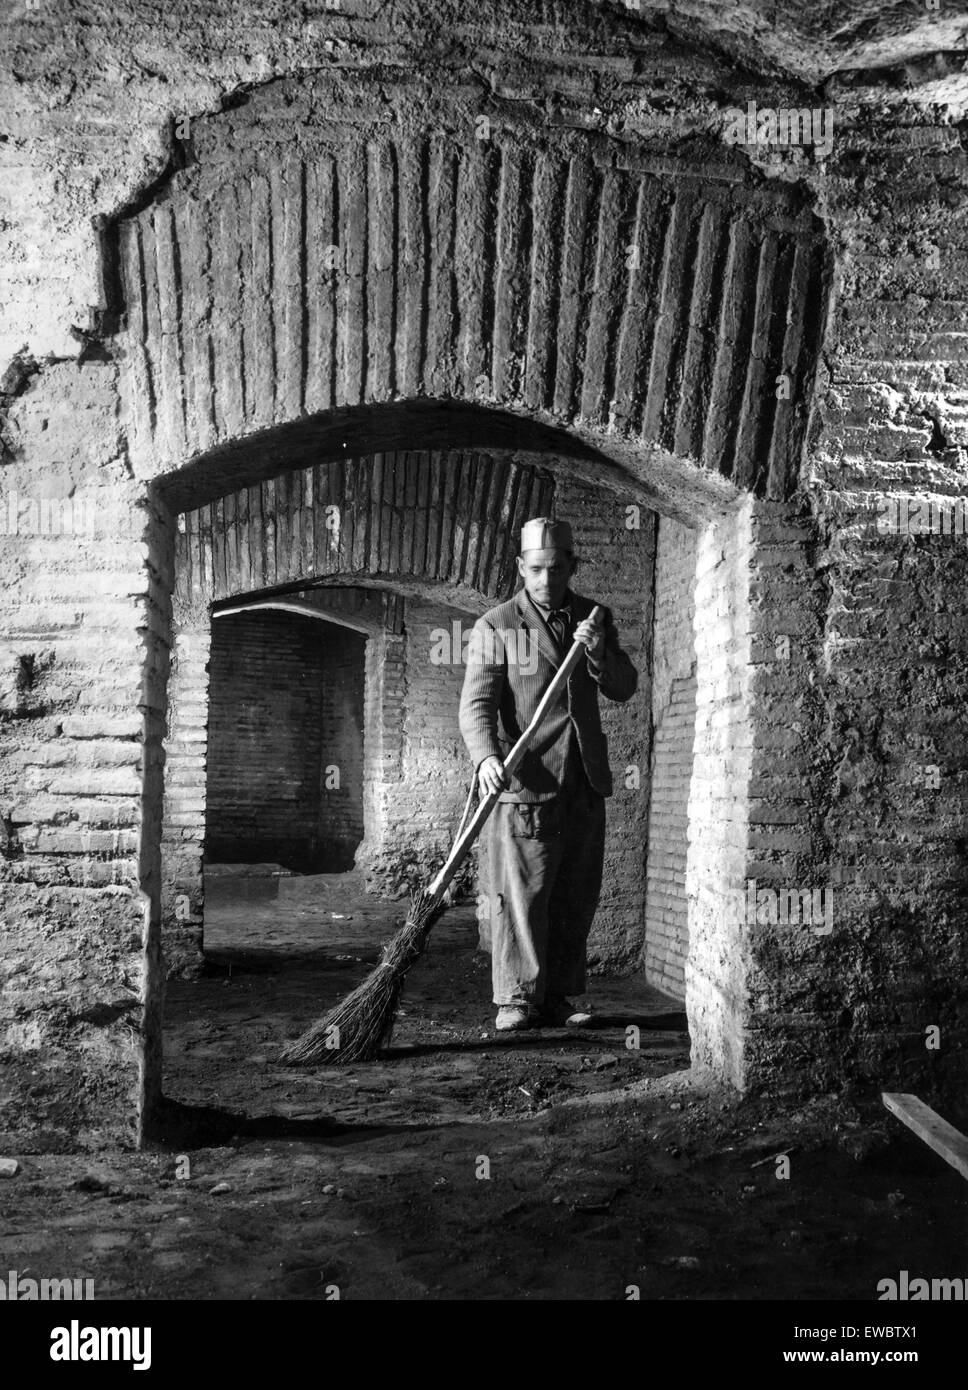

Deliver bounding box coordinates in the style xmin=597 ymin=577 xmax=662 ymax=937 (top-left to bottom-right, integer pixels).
xmin=115 ymin=71 xmax=830 ymax=503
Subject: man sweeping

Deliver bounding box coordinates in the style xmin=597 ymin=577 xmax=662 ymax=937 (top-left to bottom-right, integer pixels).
xmin=459 ymin=517 xmax=638 ymax=1032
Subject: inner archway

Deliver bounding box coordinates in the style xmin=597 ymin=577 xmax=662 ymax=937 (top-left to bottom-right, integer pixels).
xmin=206 ymin=607 xmax=367 ymax=874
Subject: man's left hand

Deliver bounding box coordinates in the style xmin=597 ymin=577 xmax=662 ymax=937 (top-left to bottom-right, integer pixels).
xmin=574 ymin=613 xmax=605 ymax=664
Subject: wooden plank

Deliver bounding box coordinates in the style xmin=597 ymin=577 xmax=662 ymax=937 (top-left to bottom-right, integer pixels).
xmin=883 ymin=1093 xmax=968 ymax=1181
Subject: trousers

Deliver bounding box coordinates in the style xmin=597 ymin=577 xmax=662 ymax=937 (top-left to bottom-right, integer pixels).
xmin=487 ymin=758 xmax=607 ymax=1007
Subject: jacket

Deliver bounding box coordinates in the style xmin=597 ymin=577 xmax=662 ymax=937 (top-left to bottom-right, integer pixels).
xmin=458 ymin=587 xmax=638 ymax=802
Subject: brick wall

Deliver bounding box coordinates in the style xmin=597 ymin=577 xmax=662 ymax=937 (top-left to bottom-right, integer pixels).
xmin=0 ymin=366 xmax=158 ymax=1147
xmin=5 ymin=8 xmax=968 ymax=1149
xmin=554 ymin=476 xmax=655 ymax=974
xmin=205 ymin=609 xmax=365 ymax=870
xmin=359 ymin=599 xmax=479 ymax=899
xmin=317 ymin=624 xmax=366 ymax=864
xmin=355 ymin=476 xmax=656 ymax=981
xmin=644 ymin=517 xmax=699 ymax=998
xmin=686 ymin=501 xmax=755 ymax=1089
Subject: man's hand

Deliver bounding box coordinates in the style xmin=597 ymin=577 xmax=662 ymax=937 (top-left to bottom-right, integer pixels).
xmin=478 ymin=755 xmax=508 ymax=798
xmin=574 ymin=611 xmax=605 ymax=664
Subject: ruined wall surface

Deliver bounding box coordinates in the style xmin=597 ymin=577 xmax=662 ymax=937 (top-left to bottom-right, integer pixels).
xmin=736 ymin=115 xmax=968 ymax=1103
xmin=0 ymin=362 xmax=156 ymax=1151
xmin=644 ymin=517 xmax=698 ymax=999
xmin=2 ymin=0 xmax=967 ymax=1146
xmin=357 ymin=595 xmax=475 ymax=901
xmin=160 ymin=617 xmax=209 ymax=977
xmin=1 ymin=4 xmax=827 ymax=520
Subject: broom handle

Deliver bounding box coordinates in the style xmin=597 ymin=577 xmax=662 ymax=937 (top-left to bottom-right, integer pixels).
xmin=425 ymin=605 xmax=604 ymax=906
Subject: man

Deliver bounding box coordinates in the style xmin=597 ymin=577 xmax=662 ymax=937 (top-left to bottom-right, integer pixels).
xmin=459 ymin=516 xmax=638 ymax=1032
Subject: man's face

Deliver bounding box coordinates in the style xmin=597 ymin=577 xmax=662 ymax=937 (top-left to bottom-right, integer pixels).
xmin=517 ymin=547 xmax=574 ymax=609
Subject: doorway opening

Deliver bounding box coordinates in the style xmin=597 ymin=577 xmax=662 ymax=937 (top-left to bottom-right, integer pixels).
xmin=205 ymin=607 xmax=366 ymax=875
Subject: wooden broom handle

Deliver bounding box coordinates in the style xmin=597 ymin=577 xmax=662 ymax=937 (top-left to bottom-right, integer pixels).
xmin=426 ymin=605 xmax=604 ymax=906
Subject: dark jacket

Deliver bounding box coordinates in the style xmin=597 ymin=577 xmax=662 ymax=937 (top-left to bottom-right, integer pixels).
xmin=458 ymin=588 xmax=638 ymax=802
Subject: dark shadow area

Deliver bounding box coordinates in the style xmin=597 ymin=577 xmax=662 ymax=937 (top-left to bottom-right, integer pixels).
xmin=204 ymin=610 xmax=366 ymax=873
xmin=146 ymin=1096 xmax=473 ymax=1151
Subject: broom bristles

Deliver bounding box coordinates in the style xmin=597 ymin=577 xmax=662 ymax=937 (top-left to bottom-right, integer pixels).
xmin=280 ymin=888 xmax=444 ymax=1066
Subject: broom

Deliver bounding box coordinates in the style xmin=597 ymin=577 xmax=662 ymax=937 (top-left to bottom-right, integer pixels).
xmin=280 ymin=606 xmax=603 ymax=1066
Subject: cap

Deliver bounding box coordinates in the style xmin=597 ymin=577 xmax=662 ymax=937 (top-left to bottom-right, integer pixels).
xmin=520 ymin=516 xmax=574 ymax=553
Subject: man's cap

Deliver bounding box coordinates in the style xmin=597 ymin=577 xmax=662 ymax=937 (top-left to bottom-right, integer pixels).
xmin=520 ymin=516 xmax=574 ymax=553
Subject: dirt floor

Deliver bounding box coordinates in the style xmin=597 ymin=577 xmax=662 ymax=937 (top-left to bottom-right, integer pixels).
xmin=2 ymin=868 xmax=967 ymax=1301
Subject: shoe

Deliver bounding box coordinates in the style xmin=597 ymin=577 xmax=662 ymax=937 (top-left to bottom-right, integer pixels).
xmin=535 ymin=995 xmax=593 ymax=1028
xmin=495 ymin=1005 xmax=531 ymax=1032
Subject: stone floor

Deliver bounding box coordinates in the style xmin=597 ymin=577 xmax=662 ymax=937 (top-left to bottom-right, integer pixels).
xmin=1 ymin=868 xmax=966 ymax=1300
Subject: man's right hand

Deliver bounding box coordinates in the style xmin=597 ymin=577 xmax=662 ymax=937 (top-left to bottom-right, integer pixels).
xmin=478 ymin=756 xmax=508 ymax=798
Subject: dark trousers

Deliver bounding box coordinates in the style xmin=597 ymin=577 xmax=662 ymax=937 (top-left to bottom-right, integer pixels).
xmin=487 ymin=763 xmax=606 ymax=1007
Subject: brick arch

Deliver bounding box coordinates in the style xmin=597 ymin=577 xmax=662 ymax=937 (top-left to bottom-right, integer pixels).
xmin=172 ymin=448 xmax=556 ymax=619
xmin=114 ymin=70 xmax=830 ymax=506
